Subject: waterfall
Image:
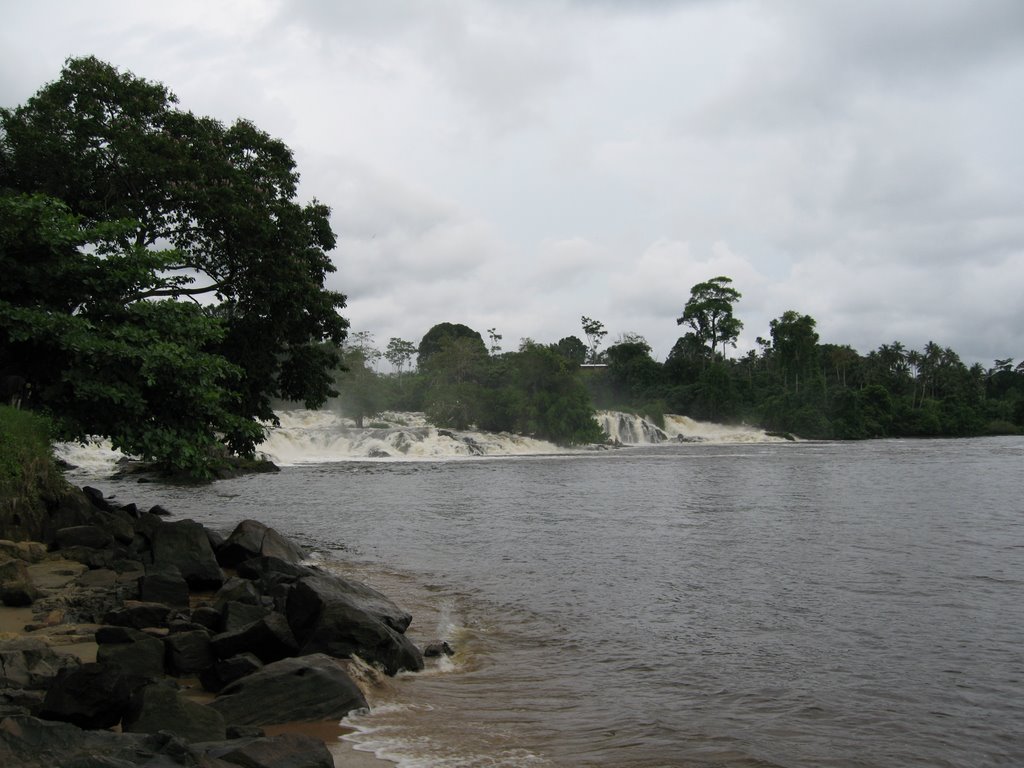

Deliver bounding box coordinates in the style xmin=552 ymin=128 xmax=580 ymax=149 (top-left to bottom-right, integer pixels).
xmin=55 ymin=409 xmax=785 ymax=476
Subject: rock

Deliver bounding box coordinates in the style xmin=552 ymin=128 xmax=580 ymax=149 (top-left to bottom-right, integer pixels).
xmin=221 ymin=601 xmax=270 ymax=633
xmin=151 ymin=519 xmax=224 ymax=590
xmin=0 ymin=714 xmax=201 ymax=767
xmin=199 ymin=653 xmax=263 ymax=694
xmin=209 ymin=654 xmax=367 ymax=727
xmin=214 ymin=576 xmax=263 ymax=608
xmin=149 ymin=505 xmax=172 ymax=517
xmin=103 ymin=600 xmax=174 ymax=630
xmin=191 ymin=605 xmax=222 ymax=632
xmin=123 ymin=682 xmax=226 ymax=742
xmin=25 ymin=560 xmax=88 ymax=590
xmin=0 ymin=541 xmax=45 ymax=564
xmin=164 ymin=630 xmax=214 ymax=676
xmin=217 ymin=520 xmax=307 ymax=568
xmin=210 ymin=613 xmax=298 ymax=664
xmin=139 ymin=567 xmax=190 ymax=609
xmin=423 ymin=640 xmax=455 ymax=658
xmin=96 ymin=628 xmax=166 ymax=682
xmin=0 ymin=637 xmax=80 ymax=690
xmin=225 ymin=724 xmax=264 ymax=739
xmin=0 ymin=559 xmax=39 ymax=607
xmin=54 ymin=525 xmax=114 ymax=551
xmin=81 ymin=486 xmax=113 ymax=512
xmin=203 ymin=733 xmax=333 ymax=768
xmin=38 ymin=662 xmax=133 ymax=729
xmin=286 ymin=572 xmax=422 ymax=675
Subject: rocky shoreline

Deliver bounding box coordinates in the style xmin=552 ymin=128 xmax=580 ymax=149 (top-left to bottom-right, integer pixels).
xmin=0 ymin=483 xmax=443 ymax=767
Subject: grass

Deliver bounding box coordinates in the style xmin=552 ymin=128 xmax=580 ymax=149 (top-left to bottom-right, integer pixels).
xmin=0 ymin=405 xmax=65 ymax=503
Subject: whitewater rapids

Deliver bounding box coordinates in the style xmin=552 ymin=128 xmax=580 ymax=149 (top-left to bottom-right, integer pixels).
xmin=55 ymin=409 xmax=783 ymax=473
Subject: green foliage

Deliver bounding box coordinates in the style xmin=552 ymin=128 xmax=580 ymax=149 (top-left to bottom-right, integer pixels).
xmin=676 ymin=276 xmax=743 ymax=362
xmin=0 ymin=57 xmax=347 ymax=475
xmin=417 ymin=323 xmax=486 ymax=369
xmin=0 ymin=406 xmax=63 ymax=503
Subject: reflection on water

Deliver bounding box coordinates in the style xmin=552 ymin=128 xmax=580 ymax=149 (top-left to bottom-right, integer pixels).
xmin=67 ymin=438 xmax=1024 ymax=767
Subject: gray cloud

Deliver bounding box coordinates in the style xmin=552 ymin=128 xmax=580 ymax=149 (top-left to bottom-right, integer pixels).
xmin=1 ymin=0 xmax=1022 ymax=365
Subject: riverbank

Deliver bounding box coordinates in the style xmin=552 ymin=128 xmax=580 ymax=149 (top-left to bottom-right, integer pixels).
xmin=0 ymin=480 xmax=439 ymax=767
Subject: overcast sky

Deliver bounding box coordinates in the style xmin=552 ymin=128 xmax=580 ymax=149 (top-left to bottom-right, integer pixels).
xmin=3 ymin=0 xmax=1023 ymax=365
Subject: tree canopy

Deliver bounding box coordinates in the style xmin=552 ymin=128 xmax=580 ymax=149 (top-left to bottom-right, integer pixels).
xmin=0 ymin=57 xmax=348 ymax=474
xmin=676 ymin=276 xmax=743 ymax=362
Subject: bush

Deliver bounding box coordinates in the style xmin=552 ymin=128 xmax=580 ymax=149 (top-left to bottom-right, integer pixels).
xmin=0 ymin=406 xmax=64 ymax=503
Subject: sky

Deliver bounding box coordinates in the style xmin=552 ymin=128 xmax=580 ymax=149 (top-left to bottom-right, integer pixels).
xmin=2 ymin=0 xmax=1023 ymax=366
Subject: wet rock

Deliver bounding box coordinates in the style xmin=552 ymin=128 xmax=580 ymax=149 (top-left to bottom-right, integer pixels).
xmin=209 ymin=654 xmax=367 ymax=727
xmin=123 ymin=681 xmax=226 ymax=742
xmin=95 ymin=627 xmax=166 ymax=682
xmin=151 ymin=519 xmax=224 ymax=590
xmin=221 ymin=601 xmax=271 ymax=633
xmin=214 ymin=576 xmax=263 ymax=608
xmin=217 ymin=520 xmax=307 ymax=568
xmin=0 ymin=714 xmax=201 ymax=767
xmin=103 ymin=600 xmax=174 ymax=630
xmin=164 ymin=630 xmax=214 ymax=676
xmin=210 ymin=613 xmax=298 ymax=664
xmin=203 ymin=733 xmax=333 ymax=768
xmin=286 ymin=572 xmax=422 ymax=675
xmin=54 ymin=525 xmax=114 ymax=551
xmin=191 ymin=605 xmax=223 ymax=633
xmin=423 ymin=640 xmax=455 ymax=658
xmin=139 ymin=567 xmax=190 ymax=609
xmin=0 ymin=637 xmax=80 ymax=690
xmin=199 ymin=653 xmax=263 ymax=694
xmin=38 ymin=662 xmax=133 ymax=729
xmin=0 ymin=559 xmax=39 ymax=607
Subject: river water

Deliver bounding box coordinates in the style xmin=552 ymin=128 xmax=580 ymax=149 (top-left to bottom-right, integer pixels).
xmin=66 ymin=436 xmax=1024 ymax=767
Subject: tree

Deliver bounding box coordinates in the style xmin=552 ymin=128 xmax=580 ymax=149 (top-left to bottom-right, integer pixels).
xmin=580 ymin=316 xmax=607 ymax=363
xmin=769 ymin=311 xmax=820 ymax=394
xmin=676 ymin=277 xmax=743 ymax=363
xmin=552 ymin=336 xmax=587 ymax=366
xmin=384 ymin=337 xmax=417 ymax=375
xmin=486 ymin=328 xmax=503 ymax=356
xmin=417 ymin=323 xmax=486 ymax=369
xmin=0 ymin=57 xmax=347 ymax=473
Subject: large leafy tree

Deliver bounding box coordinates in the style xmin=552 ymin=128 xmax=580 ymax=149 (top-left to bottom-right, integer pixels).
xmin=0 ymin=57 xmax=348 ymax=473
xmin=676 ymin=276 xmax=743 ymax=363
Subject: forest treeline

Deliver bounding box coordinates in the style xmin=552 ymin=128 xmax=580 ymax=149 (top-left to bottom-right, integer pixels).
xmin=337 ymin=279 xmax=1024 ymax=443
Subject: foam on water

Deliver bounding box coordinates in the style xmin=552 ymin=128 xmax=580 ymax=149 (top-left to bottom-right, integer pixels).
xmin=54 ymin=409 xmax=781 ymax=476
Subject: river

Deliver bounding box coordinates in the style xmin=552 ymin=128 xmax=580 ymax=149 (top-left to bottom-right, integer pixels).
xmin=64 ymin=434 xmax=1024 ymax=767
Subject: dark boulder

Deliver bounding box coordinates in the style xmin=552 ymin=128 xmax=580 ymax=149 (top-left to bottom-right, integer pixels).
xmin=208 ymin=654 xmax=367 ymax=727
xmin=217 ymin=520 xmax=307 ymax=568
xmin=38 ymin=662 xmax=133 ymax=729
xmin=199 ymin=653 xmax=263 ymax=694
xmin=96 ymin=627 xmax=166 ymax=682
xmin=123 ymin=682 xmax=226 ymax=742
xmin=151 ymin=519 xmax=224 ymax=590
xmin=0 ymin=637 xmax=80 ymax=691
xmin=221 ymin=601 xmax=271 ymax=633
xmin=0 ymin=714 xmax=207 ymax=767
xmin=202 ymin=733 xmax=333 ymax=768
xmin=138 ymin=567 xmax=190 ymax=609
xmin=191 ymin=605 xmax=223 ymax=633
xmin=423 ymin=640 xmax=455 ymax=658
xmin=54 ymin=525 xmax=114 ymax=551
xmin=103 ymin=600 xmax=174 ymax=630
xmin=0 ymin=559 xmax=39 ymax=607
xmin=286 ymin=572 xmax=422 ymax=675
xmin=235 ymin=555 xmax=313 ymax=584
xmin=210 ymin=613 xmax=298 ymax=664
xmin=214 ymin=576 xmax=263 ymax=608
xmin=164 ymin=630 xmax=214 ymax=676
